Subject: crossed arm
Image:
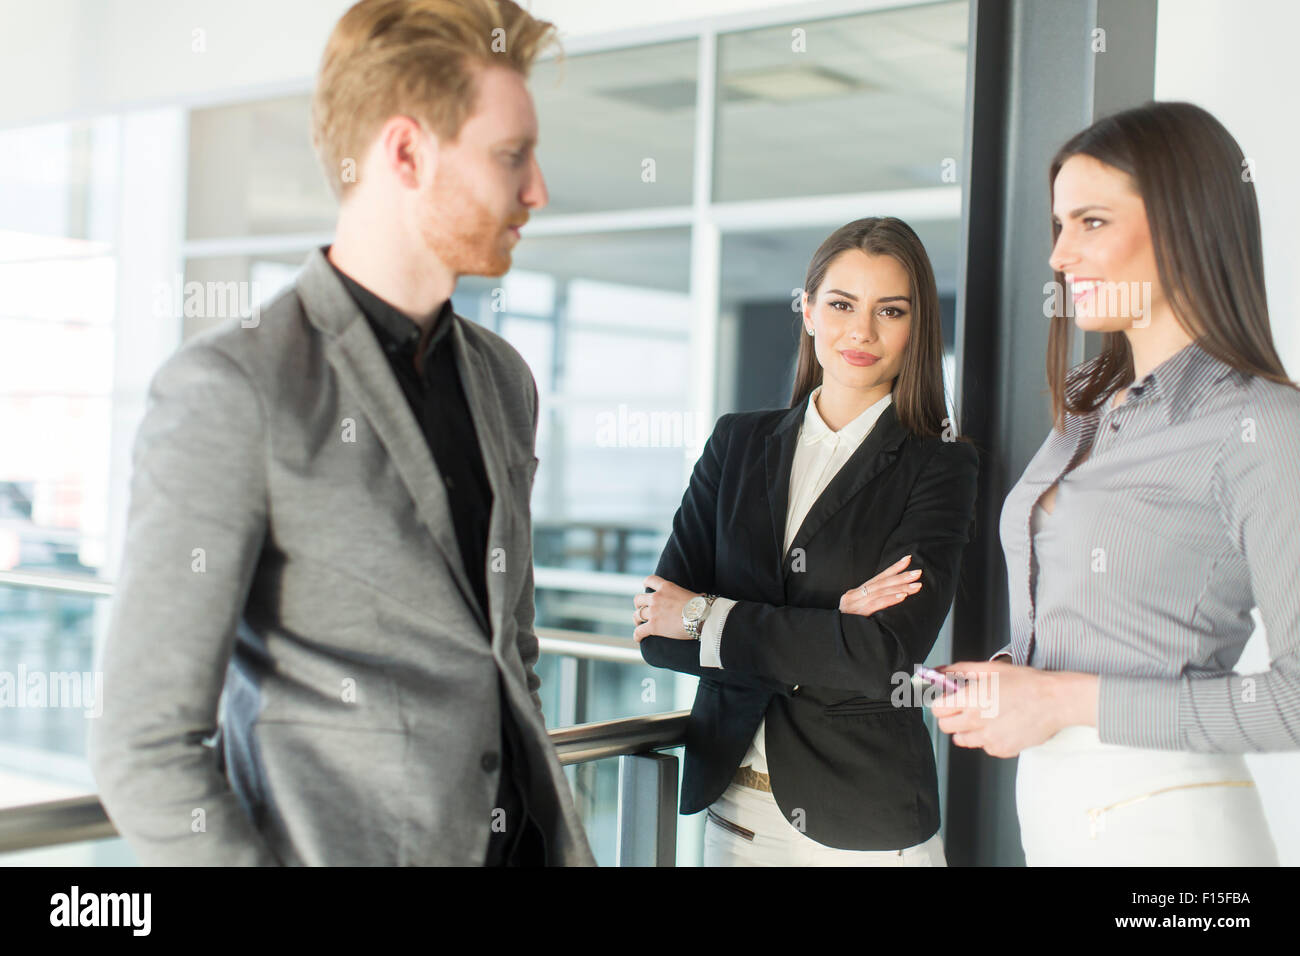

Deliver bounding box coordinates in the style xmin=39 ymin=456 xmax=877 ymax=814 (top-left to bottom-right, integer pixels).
xmin=638 ymin=415 xmax=981 ymax=699
xmin=638 ymin=415 xmax=796 ymax=695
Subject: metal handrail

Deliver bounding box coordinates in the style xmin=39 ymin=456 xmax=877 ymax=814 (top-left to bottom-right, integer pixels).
xmin=0 ymin=566 xmax=648 ymax=599
xmin=0 ymin=709 xmax=690 ymax=855
xmin=0 ymin=569 xmax=648 ymax=663
xmin=0 ymin=569 xmax=115 ymax=597
xmin=551 ymin=710 xmax=688 ymax=765
xmin=0 ymin=795 xmax=117 ymax=853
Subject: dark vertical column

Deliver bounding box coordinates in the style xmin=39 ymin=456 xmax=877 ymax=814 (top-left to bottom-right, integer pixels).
xmin=947 ymin=0 xmax=1156 ymax=866
xmin=734 ymin=301 xmax=800 ymax=412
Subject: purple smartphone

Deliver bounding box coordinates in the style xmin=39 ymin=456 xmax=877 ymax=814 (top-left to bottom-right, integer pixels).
xmin=913 ymin=665 xmax=965 ymax=696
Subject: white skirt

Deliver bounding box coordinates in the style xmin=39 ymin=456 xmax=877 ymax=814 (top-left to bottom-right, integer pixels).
xmin=1015 ymin=725 xmax=1277 ymax=866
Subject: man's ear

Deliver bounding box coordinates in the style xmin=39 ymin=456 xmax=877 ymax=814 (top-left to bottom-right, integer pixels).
xmin=378 ymin=115 xmax=431 ymax=190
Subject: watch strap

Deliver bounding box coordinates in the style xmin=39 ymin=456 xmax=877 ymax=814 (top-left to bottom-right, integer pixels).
xmin=684 ymin=594 xmax=718 ymax=639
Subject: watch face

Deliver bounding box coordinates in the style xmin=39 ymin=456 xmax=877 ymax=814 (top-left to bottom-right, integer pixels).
xmin=683 ymin=596 xmax=707 ymax=621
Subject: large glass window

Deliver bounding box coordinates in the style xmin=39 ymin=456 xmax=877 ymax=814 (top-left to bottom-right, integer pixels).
xmin=186 ymin=95 xmax=336 ymax=239
xmin=715 ymin=1 xmax=969 ymax=201
xmin=0 ymin=119 xmax=119 ymax=579
xmin=531 ymin=39 xmax=699 ymax=214
xmin=0 ymin=118 xmax=134 ymax=862
xmin=457 ymin=228 xmax=693 ymax=659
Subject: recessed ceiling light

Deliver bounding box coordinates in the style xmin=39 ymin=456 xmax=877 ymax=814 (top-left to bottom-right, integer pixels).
xmin=722 ymin=65 xmax=869 ymax=102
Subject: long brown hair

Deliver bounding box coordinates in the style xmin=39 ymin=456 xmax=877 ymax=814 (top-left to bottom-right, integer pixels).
xmin=791 ymin=217 xmax=957 ymax=440
xmin=1046 ymin=101 xmax=1296 ymax=431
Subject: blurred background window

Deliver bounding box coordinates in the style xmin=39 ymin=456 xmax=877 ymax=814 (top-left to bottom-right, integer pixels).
xmin=0 ymin=118 xmax=126 ymax=861
xmin=714 ymin=3 xmax=968 ymax=201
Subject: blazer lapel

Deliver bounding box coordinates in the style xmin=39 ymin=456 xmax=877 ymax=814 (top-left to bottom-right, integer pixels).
xmin=764 ymin=403 xmax=805 ymax=581
xmin=327 ymin=321 xmax=490 ymax=634
xmin=450 ymin=319 xmax=517 ymax=651
xmin=295 ymin=247 xmax=489 ymax=635
xmin=781 ymin=401 xmax=909 ymax=584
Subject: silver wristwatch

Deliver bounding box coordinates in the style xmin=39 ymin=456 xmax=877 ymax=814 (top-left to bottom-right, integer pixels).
xmin=682 ymin=593 xmax=717 ymax=639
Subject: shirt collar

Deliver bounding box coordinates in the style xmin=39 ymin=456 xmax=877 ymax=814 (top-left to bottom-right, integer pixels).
xmin=326 ymin=251 xmax=454 ymax=366
xmin=801 ymin=386 xmax=893 ymax=448
xmin=1117 ymin=338 xmax=1238 ymax=426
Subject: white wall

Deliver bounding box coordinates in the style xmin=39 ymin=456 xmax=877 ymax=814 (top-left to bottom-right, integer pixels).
xmin=1156 ymin=0 xmax=1300 ymax=370
xmin=1156 ymin=0 xmax=1300 ymax=865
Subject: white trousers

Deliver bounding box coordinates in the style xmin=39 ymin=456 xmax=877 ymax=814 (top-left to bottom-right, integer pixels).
xmin=701 ymin=780 xmax=947 ymax=867
xmin=1016 ymin=725 xmax=1278 ymax=866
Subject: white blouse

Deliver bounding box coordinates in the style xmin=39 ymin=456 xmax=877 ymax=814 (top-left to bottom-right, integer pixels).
xmin=699 ymin=385 xmax=894 ymax=773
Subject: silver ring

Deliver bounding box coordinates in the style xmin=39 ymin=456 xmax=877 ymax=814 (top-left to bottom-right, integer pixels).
xmin=859 ymin=584 xmax=868 ymax=596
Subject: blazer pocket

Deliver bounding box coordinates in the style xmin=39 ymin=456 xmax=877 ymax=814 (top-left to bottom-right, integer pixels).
xmin=821 ymin=696 xmax=900 ymax=717
xmin=706 ymin=807 xmax=755 ymax=841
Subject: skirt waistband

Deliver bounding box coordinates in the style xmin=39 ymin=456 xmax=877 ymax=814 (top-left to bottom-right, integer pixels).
xmin=1029 ymin=724 xmax=1247 ymax=767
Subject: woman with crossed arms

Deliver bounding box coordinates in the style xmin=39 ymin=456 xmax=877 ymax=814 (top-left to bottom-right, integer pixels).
xmin=919 ymin=102 xmax=1299 ymax=865
xmin=634 ymin=216 xmax=979 ymax=866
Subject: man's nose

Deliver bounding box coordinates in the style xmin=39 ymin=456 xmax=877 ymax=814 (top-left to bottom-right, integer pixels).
xmin=523 ymin=154 xmax=548 ymax=210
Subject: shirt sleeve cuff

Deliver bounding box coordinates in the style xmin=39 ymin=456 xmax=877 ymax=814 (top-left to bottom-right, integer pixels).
xmin=1096 ymin=672 xmax=1182 ymax=749
xmin=989 ymin=642 xmax=1013 ymax=663
xmin=698 ymin=597 xmax=736 ymax=669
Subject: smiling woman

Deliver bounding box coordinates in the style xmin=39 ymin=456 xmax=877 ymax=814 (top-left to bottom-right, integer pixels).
xmin=636 ymin=216 xmax=980 ymax=865
xmin=937 ymin=101 xmax=1300 ymax=867
xmin=791 ymin=218 xmax=955 ymax=440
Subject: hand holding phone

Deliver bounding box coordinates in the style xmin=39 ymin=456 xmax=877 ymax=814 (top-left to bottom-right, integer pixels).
xmin=912 ymin=665 xmax=965 ymax=697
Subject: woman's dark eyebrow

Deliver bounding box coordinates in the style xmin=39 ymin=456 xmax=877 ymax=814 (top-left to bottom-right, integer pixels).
xmin=825 ymin=289 xmax=911 ymax=304
xmin=1054 ymin=204 xmax=1112 ymax=220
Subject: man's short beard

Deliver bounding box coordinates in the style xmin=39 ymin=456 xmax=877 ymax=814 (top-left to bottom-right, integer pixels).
xmin=418 ymin=164 xmax=511 ymax=278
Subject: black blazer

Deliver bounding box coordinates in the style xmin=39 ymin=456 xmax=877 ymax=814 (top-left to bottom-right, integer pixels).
xmin=639 ymin=397 xmax=980 ymax=850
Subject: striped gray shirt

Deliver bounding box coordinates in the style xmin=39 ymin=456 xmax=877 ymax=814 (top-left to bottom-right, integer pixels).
xmin=994 ymin=339 xmax=1300 ymax=752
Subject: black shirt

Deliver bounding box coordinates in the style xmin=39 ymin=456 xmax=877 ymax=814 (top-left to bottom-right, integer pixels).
xmin=326 ymin=253 xmax=545 ymax=866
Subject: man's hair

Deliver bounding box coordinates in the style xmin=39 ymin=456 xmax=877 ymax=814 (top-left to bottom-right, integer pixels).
xmin=311 ymin=0 xmax=559 ymax=200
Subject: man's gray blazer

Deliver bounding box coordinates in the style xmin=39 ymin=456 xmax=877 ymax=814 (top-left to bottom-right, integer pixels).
xmin=90 ymin=247 xmax=597 ymax=866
